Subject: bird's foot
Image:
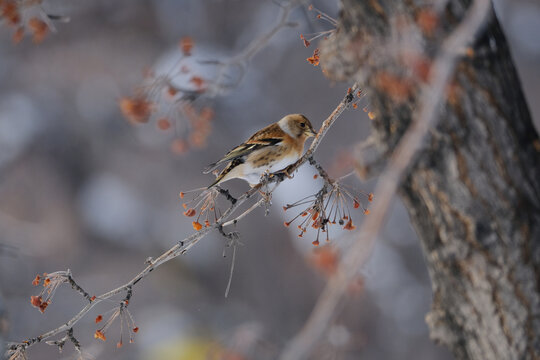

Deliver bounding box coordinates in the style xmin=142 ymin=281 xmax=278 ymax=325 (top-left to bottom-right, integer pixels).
xmin=282 ymin=165 xmax=295 ymax=179
xmin=258 ymin=189 xmax=272 ymax=203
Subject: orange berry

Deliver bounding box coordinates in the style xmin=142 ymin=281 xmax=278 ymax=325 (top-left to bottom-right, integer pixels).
xmin=32 ymin=275 xmax=41 ymax=286
xmin=192 ymin=221 xmax=203 ymax=231
xmin=157 ymin=118 xmax=171 ymax=130
xmin=180 ymin=36 xmax=193 ymax=56
xmin=306 ymin=48 xmax=320 ymax=66
xmin=94 ymin=330 xmax=106 ymax=341
xmin=190 ymin=76 xmax=205 ymax=90
xmin=12 ymin=26 xmax=24 ymax=44
xmin=167 ymin=86 xmax=178 ymax=97
xmin=171 ymin=139 xmax=188 ymax=154
xmin=343 ymin=219 xmax=356 ymax=230
xmin=30 ymin=295 xmax=42 ymax=308
xmin=119 ymin=97 xmax=153 ymax=124
xmin=39 ymin=302 xmax=49 ymax=313
xmin=28 ymin=17 xmax=48 ymax=43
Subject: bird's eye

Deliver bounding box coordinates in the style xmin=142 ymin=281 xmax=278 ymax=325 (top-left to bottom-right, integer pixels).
xmin=300 ymin=122 xmax=306 ymax=128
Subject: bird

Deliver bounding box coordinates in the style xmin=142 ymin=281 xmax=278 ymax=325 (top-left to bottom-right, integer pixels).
xmin=204 ymin=114 xmax=316 ymax=188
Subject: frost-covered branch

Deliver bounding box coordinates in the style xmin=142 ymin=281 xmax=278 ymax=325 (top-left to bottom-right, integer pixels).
xmin=6 ymin=84 xmax=358 ymax=360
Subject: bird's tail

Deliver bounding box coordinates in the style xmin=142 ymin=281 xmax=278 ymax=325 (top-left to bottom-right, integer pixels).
xmin=207 ymin=160 xmax=240 ymax=188
xmin=207 ymin=175 xmax=222 ymax=189
xmin=207 ymin=171 xmax=226 ymax=189
xmin=203 ymin=161 xmax=220 ymax=174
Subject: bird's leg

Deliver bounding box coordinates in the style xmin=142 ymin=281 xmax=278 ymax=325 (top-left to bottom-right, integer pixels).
xmin=282 ymin=165 xmax=295 ymax=179
xmin=217 ymin=186 xmax=237 ymax=204
xmin=254 ymin=171 xmax=273 ymax=208
xmin=218 ymin=224 xmax=240 ymax=241
xmin=258 ymin=190 xmax=270 ymax=201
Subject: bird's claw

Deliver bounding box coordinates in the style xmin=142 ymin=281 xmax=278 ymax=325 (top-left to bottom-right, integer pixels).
xmin=283 ymin=165 xmax=295 ymax=179
xmin=258 ymin=189 xmax=272 ymax=203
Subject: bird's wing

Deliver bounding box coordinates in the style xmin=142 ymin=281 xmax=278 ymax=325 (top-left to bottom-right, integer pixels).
xmin=203 ymin=123 xmax=285 ymax=174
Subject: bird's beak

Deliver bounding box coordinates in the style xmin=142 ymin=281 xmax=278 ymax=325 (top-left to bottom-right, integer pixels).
xmin=306 ymin=128 xmax=317 ymax=137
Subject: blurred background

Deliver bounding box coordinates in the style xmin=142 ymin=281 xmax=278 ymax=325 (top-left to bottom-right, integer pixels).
xmin=0 ymin=0 xmax=539 ymax=359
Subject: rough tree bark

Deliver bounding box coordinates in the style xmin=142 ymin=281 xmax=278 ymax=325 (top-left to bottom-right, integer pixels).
xmin=320 ymin=0 xmax=540 ymax=359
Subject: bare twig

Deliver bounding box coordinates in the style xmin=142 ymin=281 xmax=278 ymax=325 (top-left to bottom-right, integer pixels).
xmin=66 ymin=271 xmax=92 ymax=303
xmin=7 ymin=84 xmax=358 ymax=357
xmin=224 ymin=241 xmax=239 ymax=298
xmin=278 ymin=1 xmax=492 ymax=359
xmin=221 ymin=197 xmax=266 ymax=227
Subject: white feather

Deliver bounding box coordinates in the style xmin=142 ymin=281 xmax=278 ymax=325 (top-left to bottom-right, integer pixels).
xmin=278 ymin=116 xmax=296 ymax=138
xmin=240 ymin=152 xmax=300 ymax=185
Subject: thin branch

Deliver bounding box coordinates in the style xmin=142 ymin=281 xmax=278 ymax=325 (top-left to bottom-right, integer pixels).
xmin=221 ymin=197 xmax=266 ymax=227
xmin=66 ymin=328 xmax=81 ymax=352
xmin=308 ymin=157 xmax=333 ymax=184
xmin=8 ymin=84 xmax=358 ymax=355
xmin=66 ymin=272 xmax=92 ymax=303
xmin=224 ymin=242 xmax=238 ymax=298
xmin=278 ymin=1 xmax=492 ymax=359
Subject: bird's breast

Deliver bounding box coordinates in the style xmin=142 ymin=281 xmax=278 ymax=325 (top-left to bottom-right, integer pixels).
xmin=238 ymin=144 xmax=302 ymax=185
xmin=249 ymin=146 xmax=300 ymax=170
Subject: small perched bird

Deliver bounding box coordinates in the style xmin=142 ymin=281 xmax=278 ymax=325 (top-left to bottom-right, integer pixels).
xmin=205 ymin=114 xmax=316 ymax=187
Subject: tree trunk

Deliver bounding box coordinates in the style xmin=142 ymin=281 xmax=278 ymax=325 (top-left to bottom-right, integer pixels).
xmin=320 ymin=0 xmax=540 ymax=359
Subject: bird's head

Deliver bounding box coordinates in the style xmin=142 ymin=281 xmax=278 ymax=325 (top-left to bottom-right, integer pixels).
xmin=279 ymin=114 xmax=316 ymax=139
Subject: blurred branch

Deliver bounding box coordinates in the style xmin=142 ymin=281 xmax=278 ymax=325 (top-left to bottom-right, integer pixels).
xmin=6 ymin=84 xmax=358 ymax=358
xmin=279 ymin=0 xmax=492 ymax=359
xmin=209 ymin=0 xmax=306 ymax=95
xmin=122 ymin=0 xmax=306 ymax=153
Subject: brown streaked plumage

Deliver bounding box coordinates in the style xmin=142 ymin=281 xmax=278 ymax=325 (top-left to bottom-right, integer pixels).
xmin=205 ymin=114 xmax=316 ymax=187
